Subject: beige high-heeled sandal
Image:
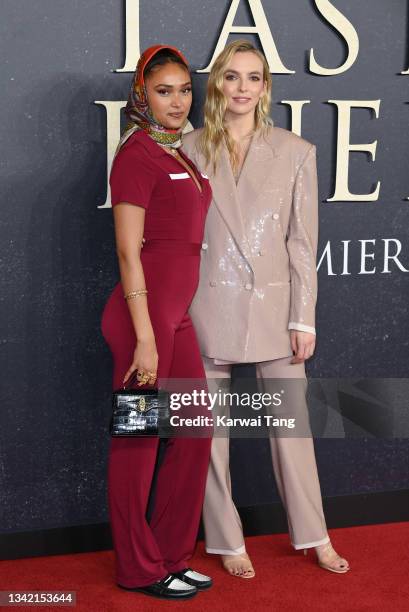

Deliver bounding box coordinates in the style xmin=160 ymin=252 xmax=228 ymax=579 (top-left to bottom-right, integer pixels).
xmin=304 ymin=542 xmax=350 ymax=574
xmin=221 ymin=553 xmax=256 ymax=578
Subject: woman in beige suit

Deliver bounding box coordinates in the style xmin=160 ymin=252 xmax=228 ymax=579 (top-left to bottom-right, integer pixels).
xmin=181 ymin=40 xmax=349 ymax=578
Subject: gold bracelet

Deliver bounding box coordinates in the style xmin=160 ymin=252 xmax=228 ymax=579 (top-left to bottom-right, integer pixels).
xmin=124 ymin=289 xmax=148 ymax=300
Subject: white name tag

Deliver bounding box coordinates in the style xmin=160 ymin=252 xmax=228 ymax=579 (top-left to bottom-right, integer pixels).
xmin=169 ymin=172 xmax=190 ymax=180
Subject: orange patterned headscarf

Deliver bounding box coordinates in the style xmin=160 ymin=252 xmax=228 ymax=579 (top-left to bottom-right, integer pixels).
xmin=115 ymin=44 xmax=190 ymax=155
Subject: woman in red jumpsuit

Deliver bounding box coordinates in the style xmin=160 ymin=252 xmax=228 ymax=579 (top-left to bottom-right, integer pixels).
xmin=101 ymin=45 xmax=213 ymax=601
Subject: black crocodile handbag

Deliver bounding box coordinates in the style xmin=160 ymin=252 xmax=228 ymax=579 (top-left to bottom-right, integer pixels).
xmin=110 ymin=371 xmax=170 ymax=437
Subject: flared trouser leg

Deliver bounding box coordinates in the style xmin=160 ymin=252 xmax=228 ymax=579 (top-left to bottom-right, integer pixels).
xmin=202 ymin=358 xmax=246 ymax=555
xmin=257 ymin=356 xmax=329 ymax=549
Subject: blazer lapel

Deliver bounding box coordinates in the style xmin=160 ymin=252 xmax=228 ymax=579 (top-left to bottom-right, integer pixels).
xmin=209 ymin=144 xmax=250 ymax=261
xmin=208 ymin=128 xmax=279 ymax=270
xmin=236 ymin=128 xmax=279 ymax=209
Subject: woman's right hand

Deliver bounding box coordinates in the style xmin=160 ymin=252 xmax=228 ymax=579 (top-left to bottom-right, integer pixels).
xmin=123 ymin=336 xmax=159 ymax=386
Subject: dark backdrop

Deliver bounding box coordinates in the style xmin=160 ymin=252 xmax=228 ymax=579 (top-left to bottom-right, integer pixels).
xmin=1 ymin=1 xmax=408 ymax=546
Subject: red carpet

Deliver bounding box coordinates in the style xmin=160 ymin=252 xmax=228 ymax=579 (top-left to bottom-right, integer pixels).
xmin=0 ymin=523 xmax=408 ymax=611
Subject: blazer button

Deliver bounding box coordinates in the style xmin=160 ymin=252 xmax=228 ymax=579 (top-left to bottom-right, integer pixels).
xmin=202 ymin=242 xmax=208 ymax=250
xmin=209 ymin=280 xmax=217 ymax=287
xmin=244 ymin=283 xmax=252 ymax=291
xmin=272 ymin=213 xmax=279 ymax=220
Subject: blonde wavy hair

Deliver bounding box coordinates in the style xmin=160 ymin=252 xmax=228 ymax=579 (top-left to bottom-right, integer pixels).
xmin=197 ymin=39 xmax=273 ymax=174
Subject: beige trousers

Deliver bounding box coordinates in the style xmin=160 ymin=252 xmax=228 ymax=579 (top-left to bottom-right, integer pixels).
xmin=202 ymin=355 xmax=330 ymax=554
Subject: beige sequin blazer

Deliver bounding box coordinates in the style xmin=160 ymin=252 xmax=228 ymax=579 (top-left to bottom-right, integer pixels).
xmin=181 ymin=125 xmax=319 ymax=363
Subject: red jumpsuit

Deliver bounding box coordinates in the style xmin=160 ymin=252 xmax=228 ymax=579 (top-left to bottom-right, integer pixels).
xmin=101 ymin=130 xmax=212 ymax=588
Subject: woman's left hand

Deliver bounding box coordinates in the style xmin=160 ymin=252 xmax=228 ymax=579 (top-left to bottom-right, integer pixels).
xmin=290 ymin=330 xmax=316 ymax=364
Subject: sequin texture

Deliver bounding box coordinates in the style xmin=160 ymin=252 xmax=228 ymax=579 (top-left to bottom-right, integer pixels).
xmin=181 ymin=126 xmax=319 ymax=363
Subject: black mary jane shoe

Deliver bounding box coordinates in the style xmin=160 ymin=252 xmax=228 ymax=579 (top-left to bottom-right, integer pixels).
xmin=118 ymin=573 xmax=198 ymax=600
xmin=173 ymin=568 xmax=213 ymax=590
